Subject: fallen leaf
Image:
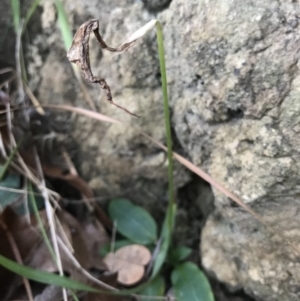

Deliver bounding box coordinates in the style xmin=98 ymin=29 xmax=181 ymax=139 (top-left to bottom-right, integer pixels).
xmin=0 ymin=207 xmax=48 ymax=298
xmin=103 ymin=245 xmax=151 ymax=286
xmin=67 ymin=212 xmax=109 ymax=271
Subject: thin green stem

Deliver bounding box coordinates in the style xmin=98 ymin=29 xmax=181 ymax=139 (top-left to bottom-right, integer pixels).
xmin=70 ymin=291 xmax=80 ymax=301
xmin=28 ymin=182 xmax=57 ymax=265
xmin=55 ymin=0 xmax=73 ymax=49
xmin=156 ymin=22 xmax=175 ymax=211
xmin=24 ymin=0 xmax=41 ymax=30
xmin=147 ymin=21 xmax=176 ymax=278
xmin=11 ymin=0 xmax=20 ymax=33
xmin=0 ymin=137 xmax=25 ymax=181
xmin=20 ymin=44 xmax=28 ymax=83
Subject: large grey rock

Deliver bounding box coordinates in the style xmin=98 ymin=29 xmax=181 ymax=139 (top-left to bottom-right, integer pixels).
xmin=161 ymin=0 xmax=300 ymax=300
xmin=10 ymin=0 xmax=300 ymax=299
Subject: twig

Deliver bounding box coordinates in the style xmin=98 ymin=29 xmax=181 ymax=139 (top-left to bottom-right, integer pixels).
xmin=23 ymin=82 xmax=45 ymax=115
xmin=31 ymin=145 xmax=68 ymax=301
xmin=15 ymin=21 xmax=25 ymax=103
xmin=110 ymin=220 xmax=117 ymax=272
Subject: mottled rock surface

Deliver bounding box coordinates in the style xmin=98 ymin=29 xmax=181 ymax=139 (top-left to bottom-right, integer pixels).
xmin=3 ymin=0 xmax=300 ymax=300
xmin=161 ymin=0 xmax=300 ymax=300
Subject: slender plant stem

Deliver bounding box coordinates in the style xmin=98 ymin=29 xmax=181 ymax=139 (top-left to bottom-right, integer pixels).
xmin=28 ymin=183 xmax=57 ymax=264
xmin=11 ymin=0 xmax=20 ymax=32
xmin=156 ymin=22 xmax=175 ymax=212
xmin=0 ymin=136 xmax=25 ymax=181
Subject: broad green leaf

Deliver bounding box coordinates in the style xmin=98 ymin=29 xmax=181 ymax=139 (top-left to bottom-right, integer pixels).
xmin=0 ymin=254 xmax=98 ymax=292
xmin=108 ymin=199 xmax=157 ymax=244
xmin=100 ymin=239 xmax=133 ymax=257
xmin=168 ymin=246 xmax=192 ymax=265
xmin=139 ymin=276 xmax=165 ymax=301
xmin=151 ymin=204 xmax=176 ymax=278
xmin=171 ymin=262 xmax=214 ymax=301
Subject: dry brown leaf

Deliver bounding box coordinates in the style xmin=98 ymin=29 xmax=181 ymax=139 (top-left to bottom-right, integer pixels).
xmin=0 ymin=209 xmax=27 ymax=297
xmin=67 ymin=19 xmax=140 ymax=117
xmin=0 ymin=207 xmax=47 ymax=298
xmin=60 ymin=211 xmax=109 ymax=271
xmin=28 ymin=210 xmax=109 ymax=277
xmin=103 ymin=245 xmax=151 ymax=286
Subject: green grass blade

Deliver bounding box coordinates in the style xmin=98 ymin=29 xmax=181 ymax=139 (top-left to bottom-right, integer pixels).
xmin=156 ymin=22 xmax=175 ymax=213
xmin=54 ymin=0 xmax=73 ymax=50
xmin=151 ymin=21 xmax=176 ymax=277
xmin=11 ymin=0 xmax=20 ymax=33
xmin=0 ymin=253 xmax=98 ymax=292
xmin=24 ymin=0 xmax=41 ymax=29
xmin=71 ymin=290 xmax=80 ymax=301
xmin=20 ymin=45 xmax=28 ymax=83
xmin=0 ymin=137 xmax=25 ymax=181
xmin=28 ymin=182 xmax=57 ymax=264
xmin=151 ymin=204 xmax=176 ymax=278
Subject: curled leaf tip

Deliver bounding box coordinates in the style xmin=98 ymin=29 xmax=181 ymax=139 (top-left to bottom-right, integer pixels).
xmin=67 ymin=19 xmax=156 ymax=117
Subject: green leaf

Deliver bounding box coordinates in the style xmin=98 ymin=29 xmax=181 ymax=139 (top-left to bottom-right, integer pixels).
xmin=171 ymin=262 xmax=214 ymax=301
xmin=0 ymin=173 xmax=21 ymax=208
xmin=108 ymin=199 xmax=157 ymax=245
xmin=99 ymin=239 xmax=133 ymax=257
xmin=54 ymin=0 xmax=73 ymax=50
xmin=139 ymin=276 xmax=165 ymax=301
xmin=168 ymin=246 xmax=192 ymax=265
xmin=0 ymin=254 xmax=98 ymax=292
xmin=151 ymin=204 xmax=176 ymax=278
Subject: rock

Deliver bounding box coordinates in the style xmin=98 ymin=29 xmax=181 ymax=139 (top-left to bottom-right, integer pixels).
xmin=0 ymin=0 xmax=15 ymax=69
xmin=201 ymin=200 xmax=300 ymax=301
xmin=160 ymin=0 xmax=300 ymax=300
xmin=142 ymin=0 xmax=172 ymax=12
